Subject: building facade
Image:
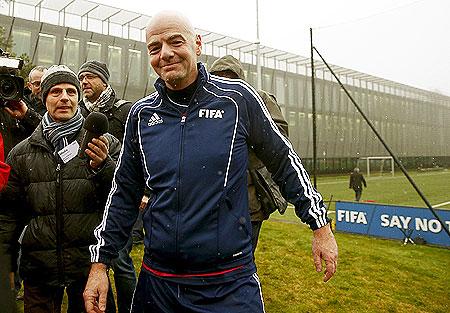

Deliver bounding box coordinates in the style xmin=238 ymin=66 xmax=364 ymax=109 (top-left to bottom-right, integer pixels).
xmin=1 ymin=0 xmax=449 ymax=173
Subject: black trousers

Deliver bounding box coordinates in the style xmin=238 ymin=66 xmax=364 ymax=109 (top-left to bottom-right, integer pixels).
xmin=23 ymin=277 xmax=116 ymax=313
xmin=251 ymin=221 xmax=263 ymax=253
xmin=354 ymin=189 xmax=362 ymax=201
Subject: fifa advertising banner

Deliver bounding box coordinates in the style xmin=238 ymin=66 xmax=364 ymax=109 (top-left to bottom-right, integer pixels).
xmin=335 ymin=201 xmax=450 ymax=247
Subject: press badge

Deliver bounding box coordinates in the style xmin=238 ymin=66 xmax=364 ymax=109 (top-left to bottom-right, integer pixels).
xmin=58 ymin=141 xmax=80 ymax=164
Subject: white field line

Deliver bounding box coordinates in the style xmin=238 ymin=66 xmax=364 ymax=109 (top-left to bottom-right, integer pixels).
xmin=432 ymin=201 xmax=450 ymax=208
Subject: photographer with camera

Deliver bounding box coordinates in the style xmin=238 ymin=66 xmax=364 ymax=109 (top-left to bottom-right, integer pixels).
xmin=0 ymin=95 xmax=42 ymax=301
xmin=0 ymin=51 xmax=41 ymax=303
xmin=0 ymin=51 xmax=43 ymax=157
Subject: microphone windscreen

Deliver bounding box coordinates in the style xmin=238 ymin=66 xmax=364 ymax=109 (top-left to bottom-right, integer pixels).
xmin=83 ymin=111 xmax=109 ymax=135
xmin=78 ymin=112 xmax=109 ymax=159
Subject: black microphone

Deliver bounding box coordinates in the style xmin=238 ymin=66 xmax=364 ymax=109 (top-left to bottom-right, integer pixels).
xmin=78 ymin=112 xmax=109 ymax=158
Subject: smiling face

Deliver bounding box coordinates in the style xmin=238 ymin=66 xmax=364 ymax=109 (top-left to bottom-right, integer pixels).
xmin=146 ymin=12 xmax=202 ymax=90
xmin=45 ymin=83 xmax=79 ymax=122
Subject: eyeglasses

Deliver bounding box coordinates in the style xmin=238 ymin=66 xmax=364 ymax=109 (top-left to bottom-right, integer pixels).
xmin=30 ymin=81 xmax=41 ymax=88
xmin=78 ymin=73 xmax=99 ymax=82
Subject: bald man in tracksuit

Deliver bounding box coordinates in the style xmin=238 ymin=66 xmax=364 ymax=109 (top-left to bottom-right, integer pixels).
xmin=84 ymin=11 xmax=337 ymax=313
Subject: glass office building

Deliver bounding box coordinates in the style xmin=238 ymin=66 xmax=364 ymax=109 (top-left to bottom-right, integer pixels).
xmin=2 ymin=0 xmax=449 ymax=172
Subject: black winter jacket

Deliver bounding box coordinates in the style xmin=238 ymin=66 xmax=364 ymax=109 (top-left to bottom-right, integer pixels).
xmin=22 ymin=88 xmax=47 ymax=117
xmin=349 ymin=172 xmax=367 ymax=191
xmin=0 ymin=123 xmax=121 ymax=286
xmin=0 ymin=106 xmax=42 ymax=158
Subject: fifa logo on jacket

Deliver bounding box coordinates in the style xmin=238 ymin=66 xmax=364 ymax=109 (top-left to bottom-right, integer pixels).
xmin=198 ymin=109 xmax=224 ymax=119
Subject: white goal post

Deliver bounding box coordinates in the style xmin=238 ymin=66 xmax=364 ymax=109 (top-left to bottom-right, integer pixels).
xmin=358 ymin=156 xmax=394 ymax=177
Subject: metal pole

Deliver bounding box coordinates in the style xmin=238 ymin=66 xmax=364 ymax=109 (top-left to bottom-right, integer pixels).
xmin=367 ymin=158 xmax=370 ymax=177
xmin=58 ymin=27 xmax=70 ymax=65
xmin=5 ymin=17 xmax=14 ymax=51
xmin=31 ymin=22 xmax=44 ymax=64
xmin=391 ymin=157 xmax=394 ymax=176
xmin=255 ymin=0 xmax=261 ymax=90
xmin=313 ymin=46 xmax=450 ymax=238
xmin=310 ymin=28 xmax=317 ymax=188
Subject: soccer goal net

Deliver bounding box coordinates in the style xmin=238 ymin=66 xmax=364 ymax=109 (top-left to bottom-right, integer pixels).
xmin=357 ymin=156 xmax=394 ymax=177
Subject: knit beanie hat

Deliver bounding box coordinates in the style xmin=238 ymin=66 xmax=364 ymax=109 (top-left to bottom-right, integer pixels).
xmin=209 ymin=55 xmax=246 ymax=80
xmin=78 ymin=60 xmax=110 ymax=84
xmin=40 ymin=65 xmax=81 ymax=103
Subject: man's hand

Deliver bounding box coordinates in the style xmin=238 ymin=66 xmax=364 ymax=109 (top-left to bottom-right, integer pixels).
xmin=83 ymin=263 xmax=109 ymax=313
xmin=139 ymin=194 xmax=150 ymax=211
xmin=86 ymin=136 xmax=109 ymax=170
xmin=312 ymin=223 xmax=338 ymax=282
xmin=3 ymin=100 xmax=29 ymax=120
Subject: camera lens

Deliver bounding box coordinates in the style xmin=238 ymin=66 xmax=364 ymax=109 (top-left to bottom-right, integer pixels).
xmin=0 ymin=76 xmax=19 ymax=99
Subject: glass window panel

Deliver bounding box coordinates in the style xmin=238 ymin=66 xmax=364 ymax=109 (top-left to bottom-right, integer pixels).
xmin=37 ymin=33 xmax=56 ymax=67
xmin=275 ymin=76 xmax=285 ymax=104
xmin=128 ymin=49 xmax=141 ymax=86
xmin=108 ymin=46 xmax=122 ymax=84
xmin=11 ymin=29 xmax=31 ymax=56
xmin=287 ymin=77 xmax=295 ymax=105
xmin=297 ymin=78 xmax=305 ymax=109
xmin=62 ymin=38 xmax=79 ymax=71
xmin=289 ymin=111 xmax=296 ymax=126
xmin=87 ymin=42 xmax=102 ymax=61
xmin=247 ymin=71 xmax=257 ymax=86
xmin=262 ymin=74 xmax=272 ymax=92
xmin=305 ymin=80 xmax=312 ymax=110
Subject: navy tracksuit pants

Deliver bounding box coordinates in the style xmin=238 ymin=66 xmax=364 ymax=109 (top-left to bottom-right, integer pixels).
xmin=131 ymin=268 xmax=265 ymax=313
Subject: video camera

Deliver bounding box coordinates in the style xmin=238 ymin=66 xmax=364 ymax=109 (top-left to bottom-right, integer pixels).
xmin=0 ymin=48 xmax=24 ymax=107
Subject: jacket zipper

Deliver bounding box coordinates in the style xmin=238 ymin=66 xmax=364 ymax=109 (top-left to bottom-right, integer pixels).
xmin=55 ymin=163 xmax=64 ymax=285
xmin=172 ymin=85 xmax=201 ymax=264
xmin=176 ymin=112 xmax=187 ymax=260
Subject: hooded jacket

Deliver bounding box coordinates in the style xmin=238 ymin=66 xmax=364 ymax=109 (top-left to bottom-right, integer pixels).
xmin=210 ymin=55 xmax=289 ymax=221
xmin=209 ymin=55 xmax=247 ymax=80
xmin=91 ymin=63 xmax=328 ymax=282
xmin=0 ymin=123 xmax=121 ymax=286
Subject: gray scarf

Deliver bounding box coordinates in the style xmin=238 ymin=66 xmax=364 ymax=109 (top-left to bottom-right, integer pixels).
xmin=42 ymin=107 xmax=84 ymax=152
xmin=83 ymin=85 xmax=115 ymax=113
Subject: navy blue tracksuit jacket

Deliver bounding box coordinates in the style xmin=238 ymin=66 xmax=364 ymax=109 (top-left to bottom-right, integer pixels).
xmin=90 ymin=63 xmax=328 ymax=282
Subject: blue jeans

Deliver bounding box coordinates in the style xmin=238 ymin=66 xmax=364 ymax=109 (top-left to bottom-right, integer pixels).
xmin=111 ymin=237 xmax=137 ymax=313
